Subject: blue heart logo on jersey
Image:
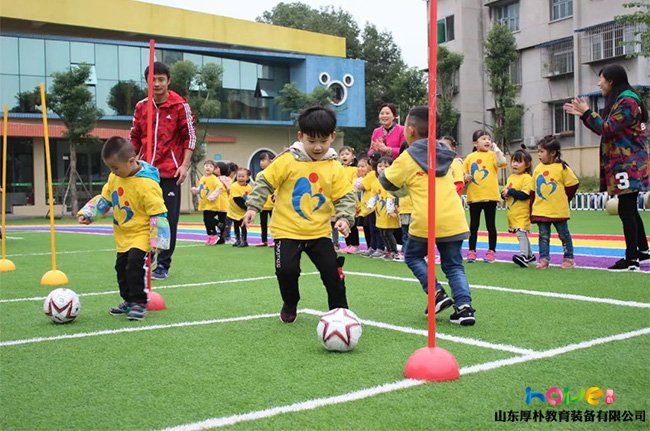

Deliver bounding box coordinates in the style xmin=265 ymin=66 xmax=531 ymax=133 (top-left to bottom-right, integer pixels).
xmin=198 ymin=183 xmax=210 ymax=200
xmin=470 ymin=162 xmax=489 ymax=185
xmin=292 ymin=176 xmax=326 ymax=220
xmin=111 ymin=189 xmax=134 ymax=225
xmin=536 ymin=172 xmax=557 ymax=200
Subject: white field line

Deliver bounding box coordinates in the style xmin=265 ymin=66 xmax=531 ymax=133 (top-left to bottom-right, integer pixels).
xmin=0 ymin=274 xmax=284 ymax=304
xmin=301 ymin=308 xmax=535 ymax=355
xmin=159 ymin=326 xmax=650 ymax=431
xmin=0 ymin=312 xmax=279 ymax=347
xmin=5 ymin=243 xmax=201 ymax=258
xmin=345 ymin=271 xmax=650 ymax=309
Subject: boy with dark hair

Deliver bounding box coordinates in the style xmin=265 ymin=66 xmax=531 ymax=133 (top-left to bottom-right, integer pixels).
xmin=379 ymin=106 xmax=476 ymax=325
xmin=243 ymin=106 xmax=356 ymax=323
xmin=130 ymin=61 xmax=196 ymax=280
xmin=78 ymin=136 xmax=170 ymax=321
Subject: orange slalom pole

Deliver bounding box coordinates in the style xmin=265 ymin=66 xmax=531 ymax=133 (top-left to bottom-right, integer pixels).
xmin=0 ymin=104 xmax=16 ymax=272
xmin=40 ymin=83 xmax=68 ymax=285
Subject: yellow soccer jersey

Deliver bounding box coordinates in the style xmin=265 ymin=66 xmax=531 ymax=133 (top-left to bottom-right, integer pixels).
xmin=256 ymin=171 xmax=274 ymax=211
xmin=531 ymin=162 xmax=579 ymax=220
xmin=450 ymin=157 xmax=465 ymax=185
xmin=383 ymin=152 xmax=468 ymax=240
xmin=397 ymin=194 xmax=413 ymax=215
xmin=259 ymin=153 xmax=353 ymax=240
xmin=227 ymin=182 xmax=253 ymax=221
xmin=359 ymin=170 xmax=377 ymax=217
xmin=374 ymin=185 xmax=400 ymax=229
xmin=504 ymin=173 xmax=534 ymax=231
xmin=197 ymin=174 xmax=224 ymax=212
xmin=101 ymin=173 xmax=167 ymax=253
xmin=464 ymin=151 xmax=505 ymax=203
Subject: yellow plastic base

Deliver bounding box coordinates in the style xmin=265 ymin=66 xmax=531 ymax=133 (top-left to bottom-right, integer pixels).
xmin=0 ymin=259 xmax=16 ymax=272
xmin=41 ymin=270 xmax=69 ymax=286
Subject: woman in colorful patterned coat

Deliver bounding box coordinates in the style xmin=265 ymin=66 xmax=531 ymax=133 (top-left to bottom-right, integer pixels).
xmin=564 ymin=64 xmax=649 ymax=271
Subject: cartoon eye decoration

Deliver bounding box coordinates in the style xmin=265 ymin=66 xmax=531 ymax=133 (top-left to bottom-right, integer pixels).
xmin=318 ymin=72 xmax=355 ymax=107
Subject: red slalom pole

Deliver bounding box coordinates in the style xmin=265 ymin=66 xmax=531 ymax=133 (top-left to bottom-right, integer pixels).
xmin=403 ymin=0 xmax=459 ymax=381
xmin=145 ymin=39 xmax=166 ymax=311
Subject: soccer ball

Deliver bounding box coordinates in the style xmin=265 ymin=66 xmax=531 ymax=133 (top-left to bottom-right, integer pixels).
xmin=43 ymin=288 xmax=80 ymax=324
xmin=316 ymin=308 xmax=362 ymax=352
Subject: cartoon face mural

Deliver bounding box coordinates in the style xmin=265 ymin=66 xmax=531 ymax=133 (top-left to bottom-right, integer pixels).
xmin=318 ymin=72 xmax=354 ymax=106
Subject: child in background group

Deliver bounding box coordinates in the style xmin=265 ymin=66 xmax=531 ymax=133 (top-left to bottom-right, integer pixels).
xmin=221 ymin=162 xmax=238 ymax=244
xmin=380 ymin=106 xmax=475 ymax=325
xmin=502 ymin=145 xmax=535 ymax=267
xmin=355 ymin=153 xmax=385 ymax=257
xmin=242 ymin=106 xmax=355 ymax=323
xmin=256 ymin=152 xmax=275 ymax=247
xmin=530 ymin=135 xmax=580 ymax=269
xmin=191 ymin=160 xmax=227 ymax=245
xmin=463 ymin=130 xmax=507 ymax=263
xmin=78 ymin=136 xmax=169 ymax=321
xmin=372 ymin=156 xmax=400 ymax=260
xmin=354 ymin=157 xmax=372 ymax=254
xmin=227 ymin=168 xmax=253 ymax=247
xmin=338 ymin=146 xmax=360 ymax=253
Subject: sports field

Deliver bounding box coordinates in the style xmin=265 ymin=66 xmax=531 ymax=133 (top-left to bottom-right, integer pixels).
xmin=1 ymin=211 xmax=648 ymax=430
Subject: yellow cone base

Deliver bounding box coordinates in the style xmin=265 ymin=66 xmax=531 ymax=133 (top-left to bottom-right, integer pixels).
xmin=0 ymin=259 xmax=16 ymax=272
xmin=41 ymin=270 xmax=69 ymax=286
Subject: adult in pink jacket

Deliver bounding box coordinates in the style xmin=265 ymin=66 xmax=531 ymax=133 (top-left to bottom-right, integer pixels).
xmin=367 ymin=103 xmax=405 ymax=161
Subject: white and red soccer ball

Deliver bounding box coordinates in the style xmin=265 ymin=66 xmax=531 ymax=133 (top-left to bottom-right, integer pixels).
xmin=317 ymin=308 xmax=362 ymax=352
xmin=43 ymin=288 xmax=80 ymax=324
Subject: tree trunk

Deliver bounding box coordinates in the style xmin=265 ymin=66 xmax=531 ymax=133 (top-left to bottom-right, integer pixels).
xmin=69 ymin=140 xmax=79 ymax=215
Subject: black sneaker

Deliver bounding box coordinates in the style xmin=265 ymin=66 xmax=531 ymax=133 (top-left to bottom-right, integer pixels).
xmin=608 ymin=259 xmax=640 ymax=272
xmin=512 ymin=254 xmax=529 ymax=268
xmin=151 ymin=266 xmax=168 ymax=280
xmin=279 ymin=303 xmax=297 ymax=323
xmin=238 ymin=241 xmax=249 ymax=248
xmin=425 ymin=289 xmax=454 ymax=315
xmin=526 ymin=255 xmax=537 ymax=263
xmin=127 ymin=303 xmax=147 ymax=321
xmin=639 ymin=250 xmax=650 ymax=264
xmin=450 ymin=304 xmax=476 ymax=326
xmin=109 ymin=301 xmax=131 ymax=315
xmin=232 ymin=239 xmax=241 ymax=247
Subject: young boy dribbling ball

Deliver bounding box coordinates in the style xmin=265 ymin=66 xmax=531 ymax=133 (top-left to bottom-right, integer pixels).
xmin=78 ymin=137 xmax=170 ymax=321
xmin=243 ymin=106 xmax=356 ymax=323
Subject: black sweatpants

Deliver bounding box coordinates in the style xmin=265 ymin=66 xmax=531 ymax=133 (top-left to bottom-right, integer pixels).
xmin=203 ymin=210 xmax=218 ymax=235
xmin=468 ymin=201 xmax=498 ymax=251
xmin=618 ymin=192 xmax=648 ymax=261
xmin=274 ymin=237 xmax=348 ymax=310
xmin=260 ymin=209 xmax=273 ymax=243
xmin=157 ymin=178 xmax=180 ymax=270
xmin=115 ymin=248 xmax=148 ymax=304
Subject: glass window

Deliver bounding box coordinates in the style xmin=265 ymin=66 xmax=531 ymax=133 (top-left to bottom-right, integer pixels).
xmin=552 ymin=102 xmax=575 ymax=134
xmin=0 ymin=75 xmax=20 ymax=110
xmin=70 ymin=42 xmax=94 ymax=64
xmin=45 ymin=40 xmax=70 ymax=76
xmin=1 ymin=37 xmax=19 ymax=74
xmin=495 ymin=2 xmax=519 ymax=31
xmin=222 ymin=58 xmax=240 ymax=89
xmin=20 ymin=76 xmax=42 ymax=95
xmin=437 ymin=16 xmax=455 ymax=43
xmin=550 ymin=0 xmax=572 ymax=21
xmin=257 ymin=64 xmax=272 ymax=79
xmin=95 ymin=44 xmax=119 ymax=80
xmin=96 ymin=79 xmax=118 ymax=115
xmin=118 ymin=46 xmax=141 ymax=81
xmin=204 ymin=56 xmax=223 ymax=68
xmin=160 ymin=50 xmax=182 ymax=66
xmin=184 ymin=53 xmax=203 ymax=68
xmin=19 ymin=38 xmax=45 ymax=76
xmin=240 ymin=61 xmax=257 ymax=91
xmin=4 ymin=138 xmax=34 ymax=207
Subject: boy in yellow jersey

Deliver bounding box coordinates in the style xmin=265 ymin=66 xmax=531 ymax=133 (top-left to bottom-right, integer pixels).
xmin=380 ymin=106 xmax=475 ymax=326
xmin=78 ymin=137 xmax=169 ymax=321
xmin=243 ymin=106 xmax=356 ymax=323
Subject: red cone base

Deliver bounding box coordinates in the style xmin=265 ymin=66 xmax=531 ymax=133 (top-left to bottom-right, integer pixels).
xmin=404 ymin=346 xmax=460 ymax=381
xmin=147 ymin=291 xmax=166 ymax=311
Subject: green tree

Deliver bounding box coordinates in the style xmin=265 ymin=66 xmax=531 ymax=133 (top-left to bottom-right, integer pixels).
xmin=436 ymin=46 xmax=464 ymax=137
xmin=614 ymin=2 xmax=650 ymax=57
xmin=10 ymin=87 xmax=40 ymax=113
xmin=168 ymin=61 xmax=223 ymax=210
xmin=46 ymin=64 xmax=103 ymax=214
xmin=107 ymin=81 xmax=147 ymax=115
xmin=484 ymin=24 xmax=521 ymax=150
xmin=275 ymin=82 xmax=333 ymax=115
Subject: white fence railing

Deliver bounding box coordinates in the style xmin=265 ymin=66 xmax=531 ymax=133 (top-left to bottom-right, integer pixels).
xmin=461 ymin=192 xmax=648 ymax=211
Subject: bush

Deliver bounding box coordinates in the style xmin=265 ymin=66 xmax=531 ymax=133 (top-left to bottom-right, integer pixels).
xmin=578 ymin=176 xmax=600 ymax=192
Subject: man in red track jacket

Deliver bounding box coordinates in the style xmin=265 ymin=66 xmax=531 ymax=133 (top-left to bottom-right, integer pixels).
xmin=130 ymin=61 xmax=196 ymax=280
